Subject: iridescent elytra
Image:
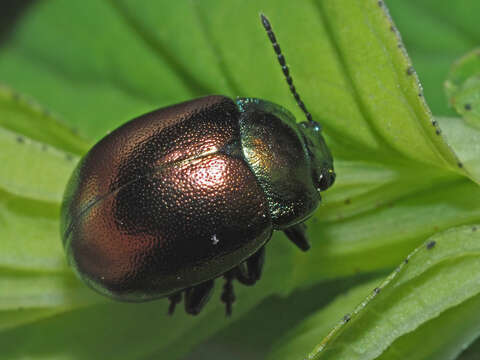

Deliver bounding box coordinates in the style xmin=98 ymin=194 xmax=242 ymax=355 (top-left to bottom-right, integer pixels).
xmin=61 ymin=14 xmax=335 ymax=316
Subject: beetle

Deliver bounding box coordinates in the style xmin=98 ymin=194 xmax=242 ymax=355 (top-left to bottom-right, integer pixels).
xmin=60 ymin=14 xmax=335 ymax=316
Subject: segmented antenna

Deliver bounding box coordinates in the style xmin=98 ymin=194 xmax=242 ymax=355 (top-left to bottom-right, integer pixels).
xmin=260 ymin=13 xmax=314 ymax=124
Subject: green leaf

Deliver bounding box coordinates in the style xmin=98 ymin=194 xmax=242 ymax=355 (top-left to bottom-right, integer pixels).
xmin=386 ymin=0 xmax=480 ymax=117
xmin=0 ymin=0 xmax=479 ymax=359
xmin=377 ymin=288 xmax=480 ymax=360
xmin=0 ymin=85 xmax=90 ymax=155
xmin=457 ymin=335 xmax=480 ymax=360
xmin=292 ymin=176 xmax=480 ymax=289
xmin=268 ymin=278 xmax=383 ymax=360
xmin=0 ymin=191 xmax=66 ymax=271
xmin=270 ymin=225 xmax=480 ymax=360
xmin=183 ymin=273 xmax=387 ymax=360
xmin=444 ymin=49 xmax=480 ymax=128
xmin=436 ymin=117 xmax=480 ymax=184
xmin=0 ymin=128 xmax=79 ymax=203
xmin=0 ymin=0 xmax=465 ymax=173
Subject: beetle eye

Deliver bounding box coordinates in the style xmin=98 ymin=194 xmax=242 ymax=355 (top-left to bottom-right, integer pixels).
xmin=317 ymin=169 xmax=335 ymax=191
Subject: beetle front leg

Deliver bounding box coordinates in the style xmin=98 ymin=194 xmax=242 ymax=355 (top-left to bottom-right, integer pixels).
xmin=184 ymin=279 xmax=215 ymax=315
xmin=221 ymin=270 xmax=236 ymax=316
xmin=167 ymin=291 xmax=183 ymax=315
xmin=235 ymin=246 xmax=265 ymax=286
xmin=284 ymin=223 xmax=310 ymax=251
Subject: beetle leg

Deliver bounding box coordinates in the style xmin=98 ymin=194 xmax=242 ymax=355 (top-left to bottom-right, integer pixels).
xmin=184 ymin=279 xmax=215 ymax=315
xmin=236 ymin=246 xmax=265 ymax=286
xmin=167 ymin=291 xmax=183 ymax=315
xmin=221 ymin=270 xmax=236 ymax=316
xmin=284 ymin=223 xmax=310 ymax=251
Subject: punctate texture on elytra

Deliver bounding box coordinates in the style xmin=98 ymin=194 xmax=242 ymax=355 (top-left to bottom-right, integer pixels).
xmin=61 ymin=95 xmax=334 ymax=313
xmin=60 ymin=12 xmax=336 ymax=317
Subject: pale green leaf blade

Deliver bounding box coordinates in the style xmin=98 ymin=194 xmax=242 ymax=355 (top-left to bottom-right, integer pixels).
xmin=386 ymin=0 xmax=480 ymax=117
xmin=270 ymin=225 xmax=480 ymax=360
xmin=0 ymin=0 xmax=466 ymax=175
xmin=0 ymin=85 xmax=90 ymax=155
xmin=377 ymin=292 xmax=480 ymax=360
xmin=267 ymin=278 xmax=384 ymax=360
xmin=0 ymin=270 xmax=99 ymax=311
xmin=0 ymin=127 xmax=78 ymax=203
xmin=436 ymin=117 xmax=480 ymax=183
xmin=294 ymin=178 xmax=480 ymax=288
xmin=444 ymin=49 xmax=480 ymax=129
xmin=0 ymin=192 xmax=65 ymax=271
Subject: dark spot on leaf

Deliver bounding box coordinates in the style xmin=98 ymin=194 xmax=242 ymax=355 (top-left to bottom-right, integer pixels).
xmin=16 ymin=136 xmax=24 ymax=143
xmin=464 ymin=103 xmax=472 ymax=111
xmin=418 ymin=93 xmax=423 ymax=97
xmin=378 ymin=0 xmax=383 ymax=6
xmin=458 ymin=162 xmax=463 ymax=168
xmin=426 ymin=241 xmax=436 ymax=250
xmin=343 ymin=314 xmax=351 ymax=322
xmin=435 ymin=129 xmax=441 ymax=135
xmin=432 ymin=120 xmax=437 ymax=126
xmin=374 ymin=287 xmax=381 ymax=294
xmin=406 ymin=67 xmax=414 ymax=75
xmin=390 ymin=25 xmax=396 ymax=32
xmin=404 ymin=258 xmax=409 ymax=264
xmin=473 ymin=226 xmax=477 ymax=232
xmin=344 ymin=198 xmax=351 ymax=205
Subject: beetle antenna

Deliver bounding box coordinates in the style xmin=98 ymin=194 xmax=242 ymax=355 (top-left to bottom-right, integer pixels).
xmin=260 ymin=13 xmax=314 ymax=124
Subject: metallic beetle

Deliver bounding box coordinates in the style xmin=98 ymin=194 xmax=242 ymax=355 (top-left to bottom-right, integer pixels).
xmin=60 ymin=14 xmax=335 ymax=315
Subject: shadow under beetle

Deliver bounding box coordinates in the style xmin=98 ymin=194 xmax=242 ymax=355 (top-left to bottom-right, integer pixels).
xmin=60 ymin=14 xmax=335 ymax=316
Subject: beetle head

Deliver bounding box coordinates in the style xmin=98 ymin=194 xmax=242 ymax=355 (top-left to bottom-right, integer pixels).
xmin=260 ymin=14 xmax=335 ymax=193
xmin=299 ymin=121 xmax=335 ymax=192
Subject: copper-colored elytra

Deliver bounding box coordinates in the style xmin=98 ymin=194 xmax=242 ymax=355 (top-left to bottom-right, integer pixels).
xmin=61 ymin=14 xmax=335 ymax=316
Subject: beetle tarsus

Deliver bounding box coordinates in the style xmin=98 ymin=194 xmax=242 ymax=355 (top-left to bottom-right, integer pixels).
xmin=236 ymin=246 xmax=265 ymax=285
xmin=167 ymin=292 xmax=183 ymax=315
xmin=184 ymin=280 xmax=215 ymax=315
xmin=284 ymin=223 xmax=310 ymax=251
xmin=221 ymin=271 xmax=236 ymax=316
